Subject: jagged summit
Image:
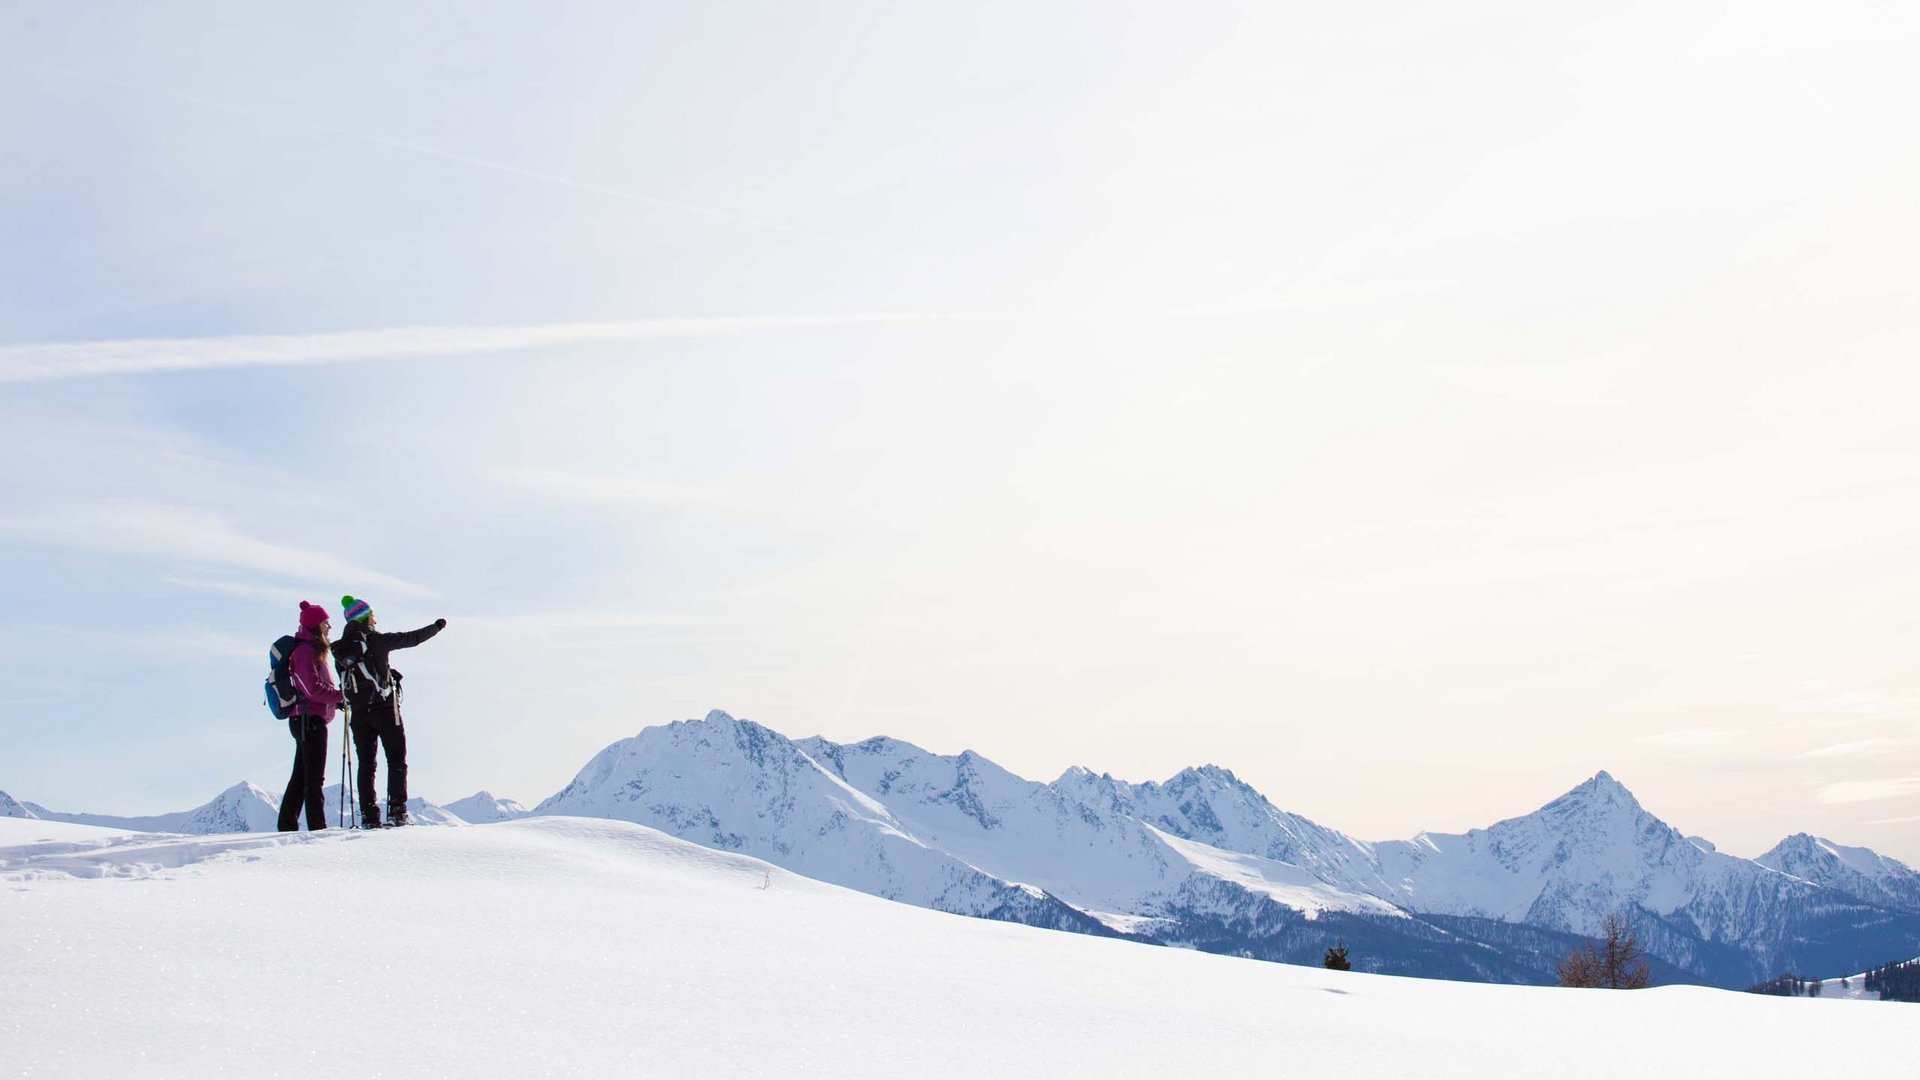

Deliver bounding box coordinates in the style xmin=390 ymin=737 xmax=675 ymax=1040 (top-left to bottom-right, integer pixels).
xmin=1532 ymin=769 xmax=1648 ymax=819
xmin=0 ymin=790 xmax=37 ymax=819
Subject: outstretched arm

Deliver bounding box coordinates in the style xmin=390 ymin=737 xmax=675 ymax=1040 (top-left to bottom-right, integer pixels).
xmin=375 ymin=619 xmax=446 ymax=653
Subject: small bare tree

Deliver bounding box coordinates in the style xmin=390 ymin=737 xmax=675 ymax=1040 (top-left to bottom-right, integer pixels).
xmin=1557 ymin=913 xmax=1651 ymax=989
xmin=1323 ymin=940 xmax=1352 ymax=971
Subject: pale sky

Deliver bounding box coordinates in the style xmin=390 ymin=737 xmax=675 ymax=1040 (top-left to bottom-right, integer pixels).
xmin=3 ymin=1 xmax=1919 ymax=863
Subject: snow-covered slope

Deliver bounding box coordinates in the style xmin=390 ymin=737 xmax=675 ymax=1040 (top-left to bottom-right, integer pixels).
xmin=1053 ymin=763 xmax=1402 ymax=899
xmin=791 ymin=729 xmax=1399 ymax=920
xmin=443 ymin=790 xmax=529 ymax=823
xmin=0 ymin=790 xmax=36 ymax=818
xmin=177 ymin=782 xmax=281 ymax=834
xmin=535 ymin=713 xmax=1112 ymax=934
xmin=1756 ymin=834 xmax=1920 ymax=914
xmin=1 ymin=815 xmax=1909 ymax=1079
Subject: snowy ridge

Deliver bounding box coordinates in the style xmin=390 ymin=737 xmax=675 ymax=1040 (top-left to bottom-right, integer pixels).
xmin=531 ymin=713 xmax=1920 ymax=986
xmin=789 ymin=728 xmax=1398 ymax=921
xmin=443 ymin=790 xmax=530 ymax=823
xmin=18 ymin=782 xmax=469 ymax=834
xmin=1755 ymin=833 xmax=1920 ymax=915
xmin=534 ymin=713 xmax=1113 ymax=934
xmin=0 ymin=790 xmax=36 ymax=819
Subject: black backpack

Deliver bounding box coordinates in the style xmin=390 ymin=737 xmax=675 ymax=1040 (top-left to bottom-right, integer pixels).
xmin=334 ymin=635 xmax=394 ymax=702
xmin=264 ymin=635 xmax=304 ymax=719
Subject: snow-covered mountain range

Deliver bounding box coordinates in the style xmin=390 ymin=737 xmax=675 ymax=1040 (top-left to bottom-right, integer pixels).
xmin=533 ymin=711 xmax=1920 ymax=986
xmin=9 ymin=708 xmax=1917 ymax=987
xmin=8 ymin=784 xmax=512 ymax=833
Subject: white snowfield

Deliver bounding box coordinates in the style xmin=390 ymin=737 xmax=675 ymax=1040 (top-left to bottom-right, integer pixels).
xmin=2 ymin=817 xmax=1908 ymax=1080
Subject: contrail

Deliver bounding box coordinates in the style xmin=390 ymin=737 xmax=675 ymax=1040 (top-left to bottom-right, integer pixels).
xmin=28 ymin=65 xmax=883 ymax=252
xmin=0 ymin=313 xmax=996 ymax=383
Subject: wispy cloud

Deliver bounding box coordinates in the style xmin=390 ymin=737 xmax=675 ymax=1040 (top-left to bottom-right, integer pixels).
xmin=1639 ymin=728 xmax=1734 ymax=749
xmin=1782 ymin=685 xmax=1920 ymax=723
xmin=463 ymin=611 xmax=739 ymax=633
xmin=1799 ymin=737 xmax=1917 ymax=760
xmin=137 ymin=626 xmax=262 ymax=662
xmin=501 ymin=469 xmax=753 ymax=510
xmin=0 ymin=314 xmax=990 ymax=384
xmin=163 ymin=575 xmax=317 ymax=605
xmin=31 ymin=64 xmax=889 ymax=253
xmin=0 ymin=502 xmax=426 ymax=597
xmin=1814 ymin=776 xmax=1920 ymax=805
xmin=1859 ymin=814 xmax=1920 ymax=827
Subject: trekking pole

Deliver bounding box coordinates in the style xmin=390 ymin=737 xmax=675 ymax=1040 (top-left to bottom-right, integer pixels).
xmin=345 ymin=701 xmax=358 ymax=829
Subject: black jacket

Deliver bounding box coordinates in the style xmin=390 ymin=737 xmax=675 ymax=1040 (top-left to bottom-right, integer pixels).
xmin=333 ymin=619 xmax=443 ymax=709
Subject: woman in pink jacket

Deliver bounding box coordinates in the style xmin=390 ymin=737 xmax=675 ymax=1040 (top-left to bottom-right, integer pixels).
xmin=277 ymin=600 xmax=347 ymax=832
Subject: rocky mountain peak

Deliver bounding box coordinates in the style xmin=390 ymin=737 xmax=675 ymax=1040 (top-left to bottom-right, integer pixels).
xmin=1543 ymin=769 xmax=1647 ymax=816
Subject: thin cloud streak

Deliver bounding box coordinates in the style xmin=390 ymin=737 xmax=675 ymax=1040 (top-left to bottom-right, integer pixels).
xmin=163 ymin=575 xmax=319 ymax=605
xmin=502 ymin=469 xmax=753 ymax=510
xmin=1640 ymin=728 xmax=1734 ymax=749
xmin=137 ymin=627 xmax=262 ymax=662
xmin=1799 ymin=737 xmax=1917 ymax=760
xmin=29 ymin=64 xmax=885 ymax=253
xmin=1814 ymin=777 xmax=1920 ymax=805
xmin=0 ymin=314 xmax=997 ymax=384
xmin=1 ymin=502 xmax=426 ymax=597
xmin=463 ymin=611 xmax=741 ymax=633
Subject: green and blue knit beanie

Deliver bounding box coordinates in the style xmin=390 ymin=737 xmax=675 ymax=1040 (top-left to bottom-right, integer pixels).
xmin=341 ymin=595 xmax=373 ymax=623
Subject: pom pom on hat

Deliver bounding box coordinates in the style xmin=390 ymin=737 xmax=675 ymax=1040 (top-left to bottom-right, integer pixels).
xmin=341 ymin=595 xmax=373 ymax=623
xmin=298 ymin=601 xmax=329 ymax=630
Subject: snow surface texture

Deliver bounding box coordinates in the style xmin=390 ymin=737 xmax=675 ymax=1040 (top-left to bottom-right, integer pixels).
xmin=531 ymin=712 xmax=1920 ymax=985
xmin=1 ymin=815 xmax=1908 ymax=1080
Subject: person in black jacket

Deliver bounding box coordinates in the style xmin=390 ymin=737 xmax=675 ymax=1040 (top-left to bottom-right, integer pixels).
xmin=333 ymin=595 xmax=446 ymax=827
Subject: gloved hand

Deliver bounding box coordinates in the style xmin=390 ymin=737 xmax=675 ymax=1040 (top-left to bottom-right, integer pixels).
xmin=435 ymin=618 xmax=447 ymax=630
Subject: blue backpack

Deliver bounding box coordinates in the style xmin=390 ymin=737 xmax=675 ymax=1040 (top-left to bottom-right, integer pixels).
xmin=264 ymin=635 xmax=305 ymax=719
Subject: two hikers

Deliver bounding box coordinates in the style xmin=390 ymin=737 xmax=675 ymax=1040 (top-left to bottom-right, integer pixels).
xmin=277 ymin=601 xmax=345 ymax=832
xmin=272 ymin=597 xmax=446 ymax=832
xmin=332 ymin=595 xmax=446 ymax=829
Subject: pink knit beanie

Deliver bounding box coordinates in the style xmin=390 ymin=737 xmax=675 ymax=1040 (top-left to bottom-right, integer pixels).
xmin=298 ymin=600 xmax=329 ymax=631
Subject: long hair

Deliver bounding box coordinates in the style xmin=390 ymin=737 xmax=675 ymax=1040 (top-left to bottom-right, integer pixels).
xmin=300 ymin=621 xmax=331 ymax=661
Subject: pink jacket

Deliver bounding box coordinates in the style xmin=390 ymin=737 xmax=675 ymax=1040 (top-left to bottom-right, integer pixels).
xmin=289 ymin=629 xmax=345 ymax=721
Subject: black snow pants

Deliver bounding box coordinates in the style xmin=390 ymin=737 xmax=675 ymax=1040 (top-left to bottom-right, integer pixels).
xmin=277 ymin=715 xmax=329 ymax=832
xmin=351 ymin=698 xmax=407 ymax=825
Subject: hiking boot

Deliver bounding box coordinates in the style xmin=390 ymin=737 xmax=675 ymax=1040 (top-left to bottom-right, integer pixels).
xmin=360 ymin=814 xmax=382 ymax=830
xmin=387 ymin=810 xmax=412 ymax=827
